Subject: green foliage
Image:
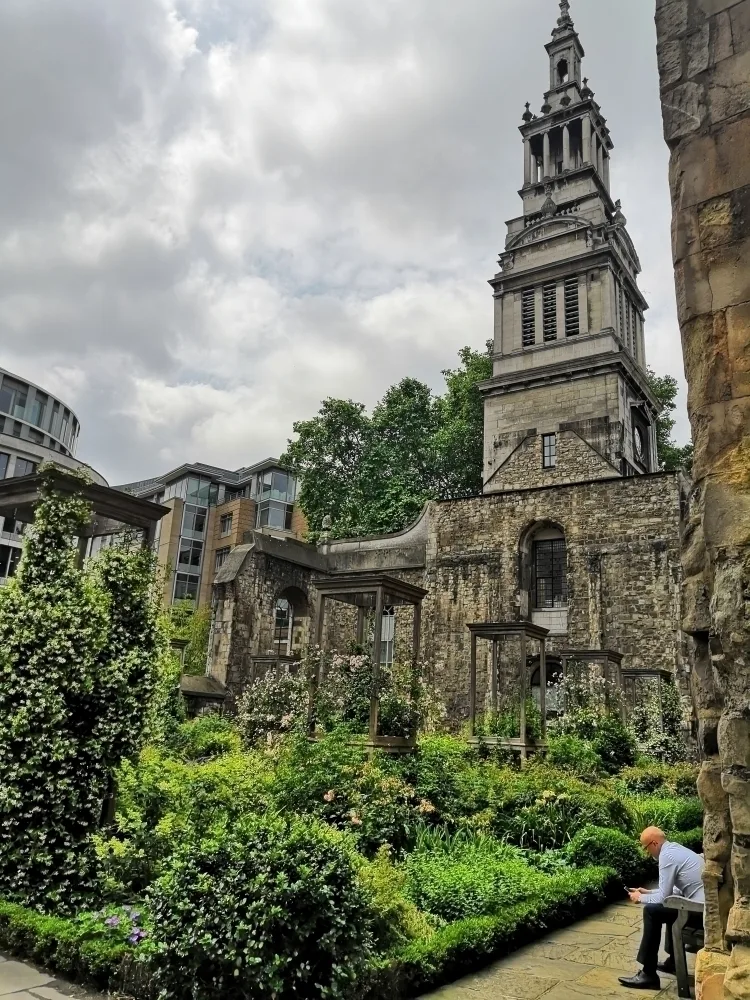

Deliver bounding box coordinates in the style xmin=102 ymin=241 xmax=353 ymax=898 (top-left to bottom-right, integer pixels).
xmin=671 ymin=827 xmax=704 ymax=853
xmin=403 ymin=832 xmax=550 ymax=922
xmin=631 ymin=681 xmax=690 ymax=764
xmin=357 ymin=848 xmax=434 ymax=951
xmin=282 ymin=344 xmax=492 ymax=539
xmin=237 ymin=668 xmax=310 ymax=746
xmin=94 ymin=744 xmax=273 ymax=900
xmin=0 ymin=475 xmax=161 ymax=913
xmin=166 ymin=602 xmax=212 ymax=675
xmin=373 ymin=866 xmax=615 ymax=998
xmin=546 ymin=735 xmax=604 ymax=777
xmin=624 ymin=794 xmax=704 ymax=836
xmin=566 ymin=825 xmax=653 ymax=884
xmin=272 ymin=730 xmax=419 ymax=855
xmin=0 ymin=899 xmax=136 ymax=991
xmin=558 ymin=709 xmax=637 ymax=774
xmin=474 ymin=698 xmax=543 ymax=742
xmin=647 ymin=369 xmax=693 ymax=472
xmin=165 ymin=716 xmax=242 ymax=761
xmin=618 ymin=761 xmax=698 ymax=797
xmin=148 ymin=815 xmax=374 ymax=1000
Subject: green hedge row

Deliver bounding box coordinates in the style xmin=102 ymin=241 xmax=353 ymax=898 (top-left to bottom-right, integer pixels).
xmin=364 ymin=866 xmax=617 ymax=999
xmin=0 ymin=902 xmax=128 ymax=992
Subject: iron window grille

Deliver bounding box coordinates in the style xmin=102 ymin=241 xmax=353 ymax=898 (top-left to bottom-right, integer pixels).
xmin=533 ymin=538 xmax=568 ymax=609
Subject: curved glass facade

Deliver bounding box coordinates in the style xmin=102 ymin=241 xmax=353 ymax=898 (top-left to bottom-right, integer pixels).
xmin=0 ymin=368 xmax=81 ymax=458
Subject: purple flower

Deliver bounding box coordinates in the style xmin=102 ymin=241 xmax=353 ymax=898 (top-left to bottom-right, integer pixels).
xmin=105 ymin=916 xmax=121 ymax=928
xmin=130 ymin=912 xmax=141 ymax=924
xmin=128 ymin=929 xmax=147 ymax=945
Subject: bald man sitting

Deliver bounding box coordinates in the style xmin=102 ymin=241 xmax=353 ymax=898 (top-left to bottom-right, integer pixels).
xmin=618 ymin=827 xmax=705 ymax=990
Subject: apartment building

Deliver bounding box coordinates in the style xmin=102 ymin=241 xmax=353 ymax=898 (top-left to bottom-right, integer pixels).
xmin=118 ymin=459 xmax=306 ymax=607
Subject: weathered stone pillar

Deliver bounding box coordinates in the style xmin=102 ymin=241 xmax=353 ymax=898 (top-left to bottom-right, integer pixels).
xmin=543 ymin=131 xmax=551 ymax=178
xmin=603 ymin=152 xmax=610 ymax=190
xmin=582 ymin=115 xmax=592 ymax=164
xmin=655 ymin=1 xmax=750 ymax=997
xmin=524 ymin=138 xmax=532 ymax=186
xmin=562 ymin=125 xmax=571 ymax=171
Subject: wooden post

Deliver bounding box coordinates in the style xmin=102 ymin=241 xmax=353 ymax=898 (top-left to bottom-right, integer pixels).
xmin=539 ymin=637 xmax=547 ymax=742
xmin=370 ymin=587 xmax=384 ymax=742
xmin=356 ymin=606 xmax=366 ymax=646
xmin=308 ymin=595 xmax=326 ymax=734
xmin=519 ymin=630 xmax=528 ymax=760
xmin=491 ymin=639 xmax=499 ymax=715
xmin=469 ymin=631 xmax=477 ymax=738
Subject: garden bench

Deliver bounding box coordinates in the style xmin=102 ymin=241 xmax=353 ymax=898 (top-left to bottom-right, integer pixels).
xmin=665 ymin=896 xmax=704 ymax=999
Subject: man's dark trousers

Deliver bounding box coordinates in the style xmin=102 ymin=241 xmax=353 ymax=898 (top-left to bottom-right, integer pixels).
xmin=636 ymin=904 xmax=677 ymax=973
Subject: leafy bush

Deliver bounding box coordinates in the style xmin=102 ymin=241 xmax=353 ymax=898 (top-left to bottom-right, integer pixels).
xmin=474 ymin=699 xmax=543 ymax=742
xmin=546 ymin=735 xmax=603 ymax=777
xmin=631 ymin=681 xmax=690 ymax=764
xmin=558 ymin=710 xmax=637 ymax=774
xmin=0 ymin=899 xmax=138 ymax=991
xmin=0 ymin=476 xmax=162 ymax=913
xmin=272 ymin=729 xmax=419 ymax=855
xmin=357 ymin=848 xmax=434 ymax=950
xmin=619 ymin=761 xmax=698 ymax=797
xmin=166 ymin=716 xmax=242 ymax=761
xmin=671 ymin=827 xmax=703 ymax=853
xmin=149 ymin=815 xmax=374 ymax=1000
xmin=237 ymin=668 xmax=309 ymax=746
xmin=94 ymin=746 xmax=273 ymax=899
xmin=392 ymin=736 xmax=492 ymax=825
xmin=624 ymin=795 xmax=703 ymax=836
xmin=566 ymin=825 xmax=652 ymax=884
xmin=403 ymin=832 xmax=550 ymax=922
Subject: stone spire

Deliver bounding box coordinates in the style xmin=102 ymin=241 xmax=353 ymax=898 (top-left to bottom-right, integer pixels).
xmin=553 ymin=0 xmax=575 ymax=36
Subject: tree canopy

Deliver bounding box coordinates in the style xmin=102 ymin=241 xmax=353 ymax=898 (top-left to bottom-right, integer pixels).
xmin=646 ymin=369 xmax=693 ymax=472
xmin=283 ymin=351 xmax=692 ymax=541
xmin=282 ymin=344 xmax=493 ymax=539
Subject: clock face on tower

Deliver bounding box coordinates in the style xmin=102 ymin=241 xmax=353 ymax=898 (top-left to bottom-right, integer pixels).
xmin=634 ymin=428 xmax=645 ymax=462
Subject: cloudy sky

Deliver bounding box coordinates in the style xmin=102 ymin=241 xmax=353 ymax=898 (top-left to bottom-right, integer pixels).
xmin=0 ymin=0 xmax=688 ymax=485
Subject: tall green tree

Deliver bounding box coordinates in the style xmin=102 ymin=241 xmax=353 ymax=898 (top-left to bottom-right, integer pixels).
xmin=282 ymin=344 xmax=492 ymax=539
xmin=0 ymin=472 xmax=163 ymax=911
xmin=646 ymin=369 xmax=694 ymax=472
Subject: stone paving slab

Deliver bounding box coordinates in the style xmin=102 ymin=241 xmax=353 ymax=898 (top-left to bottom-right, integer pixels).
xmin=419 ymin=900 xmax=684 ymax=999
xmin=0 ymin=956 xmax=105 ymax=1000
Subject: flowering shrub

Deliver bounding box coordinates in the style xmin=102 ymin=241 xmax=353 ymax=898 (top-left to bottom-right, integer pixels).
xmin=631 ymin=681 xmax=690 ymax=764
xmin=0 ymin=472 xmax=162 ymax=913
xmin=555 ymin=708 xmax=637 ymax=774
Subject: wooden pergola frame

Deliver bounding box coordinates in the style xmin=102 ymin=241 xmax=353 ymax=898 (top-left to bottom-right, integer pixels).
xmin=467 ymin=621 xmax=549 ymax=758
xmin=311 ymin=572 xmax=427 ymax=752
xmin=0 ymin=468 xmax=169 ymax=565
xmin=559 ymin=648 xmax=625 ymax=717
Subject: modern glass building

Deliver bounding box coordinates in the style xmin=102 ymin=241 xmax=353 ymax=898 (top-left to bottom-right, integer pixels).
xmin=118 ymin=459 xmax=305 ymax=607
xmin=0 ymin=366 xmax=107 ymax=583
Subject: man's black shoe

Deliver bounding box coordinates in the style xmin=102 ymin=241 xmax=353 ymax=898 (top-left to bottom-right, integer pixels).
xmin=618 ymin=970 xmax=661 ymax=990
xmin=657 ymin=960 xmax=676 ymax=975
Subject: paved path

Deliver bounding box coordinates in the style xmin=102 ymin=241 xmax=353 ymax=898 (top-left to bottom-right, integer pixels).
xmin=420 ymin=898 xmax=685 ymax=999
xmin=0 ymin=953 xmax=104 ymax=1000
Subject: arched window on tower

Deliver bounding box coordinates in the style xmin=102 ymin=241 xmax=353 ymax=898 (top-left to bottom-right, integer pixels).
xmin=557 ymin=59 xmax=569 ymax=84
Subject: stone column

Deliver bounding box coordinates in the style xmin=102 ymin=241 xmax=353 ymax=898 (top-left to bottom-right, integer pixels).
xmin=656 ymin=1 xmax=750 ymax=998
xmin=524 ymin=138 xmax=532 ymax=186
xmin=562 ymin=125 xmax=571 ymax=171
xmin=603 ymin=152 xmax=610 ymax=190
xmin=582 ymin=115 xmax=592 ymax=164
xmin=543 ymin=131 xmax=551 ymax=178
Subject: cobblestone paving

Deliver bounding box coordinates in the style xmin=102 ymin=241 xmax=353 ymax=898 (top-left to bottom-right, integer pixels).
xmin=419 ymin=899 xmax=685 ymax=999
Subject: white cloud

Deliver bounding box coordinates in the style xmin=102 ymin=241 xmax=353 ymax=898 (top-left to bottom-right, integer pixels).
xmin=0 ymin=0 xmax=690 ymax=484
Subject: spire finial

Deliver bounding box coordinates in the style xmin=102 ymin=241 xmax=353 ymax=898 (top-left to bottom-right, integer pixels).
xmin=554 ymin=0 xmax=574 ymax=33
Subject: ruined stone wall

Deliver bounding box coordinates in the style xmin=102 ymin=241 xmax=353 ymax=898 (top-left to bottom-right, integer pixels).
xmin=420 ymin=473 xmax=685 ymax=719
xmin=656 ymin=0 xmax=750 ymax=994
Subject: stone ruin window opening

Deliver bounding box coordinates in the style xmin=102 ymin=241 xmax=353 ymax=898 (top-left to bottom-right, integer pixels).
xmin=542 ymin=433 xmax=557 ymax=470
xmin=522 ymin=287 xmax=536 ymax=346
xmin=533 ymin=535 xmax=567 ymax=609
xmin=381 ymin=606 xmax=396 ymax=667
xmin=557 ymin=58 xmax=569 ymax=85
xmin=273 ymin=587 xmax=309 ymax=658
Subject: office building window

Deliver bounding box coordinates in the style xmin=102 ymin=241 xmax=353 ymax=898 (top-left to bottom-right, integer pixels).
xmin=564 ymin=277 xmax=580 ymax=336
xmin=0 ymin=378 xmax=27 ymax=420
xmin=542 ymin=433 xmax=557 ymax=469
xmin=0 ymin=454 xmax=8 ymax=479
xmin=178 ymin=539 xmax=203 ymax=570
xmin=13 ymin=458 xmax=37 ymax=478
xmin=215 ymin=547 xmax=231 ymax=571
xmin=174 ymin=573 xmax=200 ymax=603
xmin=220 ymin=513 xmax=233 ymax=537
xmin=533 ymin=538 xmax=568 ymax=609
xmin=256 ymin=501 xmax=294 ymax=531
xmin=182 ymin=505 xmax=207 ymax=538
xmin=0 ymin=544 xmax=22 ymax=580
xmin=543 ymin=283 xmax=557 ymax=341
xmin=522 ymin=288 xmax=536 ymax=347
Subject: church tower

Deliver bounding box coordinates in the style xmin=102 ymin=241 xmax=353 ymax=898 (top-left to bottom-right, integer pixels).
xmin=481 ymin=0 xmax=660 ymax=494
